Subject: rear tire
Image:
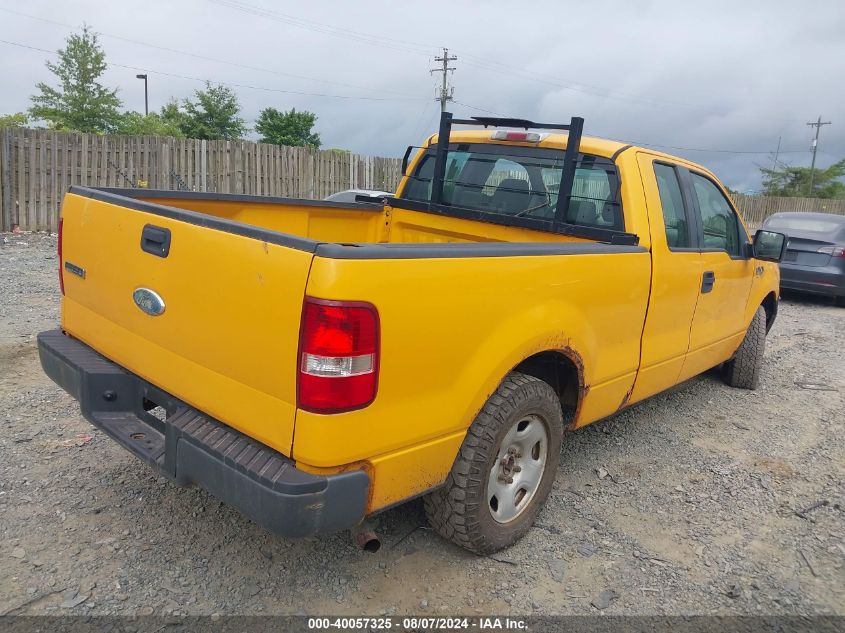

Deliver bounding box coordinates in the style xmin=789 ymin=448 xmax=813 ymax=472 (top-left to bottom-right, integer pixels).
xmin=424 ymin=372 xmax=563 ymax=554
xmin=723 ymin=306 xmax=766 ymax=390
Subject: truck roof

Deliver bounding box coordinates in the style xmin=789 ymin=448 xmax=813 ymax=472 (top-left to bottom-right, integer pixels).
xmin=432 ymin=129 xmax=630 ymax=160
xmin=431 ymin=129 xmax=718 ymax=179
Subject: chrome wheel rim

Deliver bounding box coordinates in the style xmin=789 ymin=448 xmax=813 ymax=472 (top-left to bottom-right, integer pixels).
xmin=487 ymin=414 xmax=549 ymax=524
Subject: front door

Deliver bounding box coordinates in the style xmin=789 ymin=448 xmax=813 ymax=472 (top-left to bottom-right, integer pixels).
xmin=678 ymin=170 xmax=754 ymax=381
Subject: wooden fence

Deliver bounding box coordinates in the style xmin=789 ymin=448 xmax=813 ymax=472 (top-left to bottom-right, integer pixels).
xmin=2 ymin=127 xmax=843 ymax=233
xmin=0 ymin=128 xmax=403 ymax=232
xmin=731 ymin=193 xmax=845 ymax=228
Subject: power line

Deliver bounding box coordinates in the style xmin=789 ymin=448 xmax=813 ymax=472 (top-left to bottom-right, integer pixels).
xmin=3 ymin=4 xmax=821 ymax=158
xmin=207 ymin=0 xmax=686 ymax=109
xmin=0 ymin=38 xmax=429 ymax=102
xmin=207 ymin=0 xmax=437 ymax=57
xmin=430 ymin=48 xmax=457 ymax=112
xmin=0 ymin=6 xmax=425 ymax=100
xmin=203 ymin=0 xmax=801 ymax=124
xmin=410 ymin=99 xmax=435 ymax=143
xmin=633 ymin=142 xmax=807 ymax=155
xmin=458 ymin=56 xmax=695 ymax=110
xmin=219 ymin=0 xmax=686 ymax=112
xmin=458 ymin=56 xmax=802 ymax=124
xmin=450 ymin=101 xmax=808 ymax=155
xmin=452 ymin=100 xmax=500 ymax=116
xmin=806 ymin=115 xmax=832 ymax=195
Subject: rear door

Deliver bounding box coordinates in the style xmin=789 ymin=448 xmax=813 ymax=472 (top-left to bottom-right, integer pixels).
xmin=59 ymin=190 xmax=314 ymax=456
xmin=678 ymin=171 xmax=754 ymax=381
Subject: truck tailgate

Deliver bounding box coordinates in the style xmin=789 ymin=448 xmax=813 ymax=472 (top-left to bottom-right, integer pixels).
xmin=59 ymin=191 xmax=314 ymax=456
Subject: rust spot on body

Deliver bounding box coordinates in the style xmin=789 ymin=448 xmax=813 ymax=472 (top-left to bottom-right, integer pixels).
xmin=616 ymin=386 xmax=634 ymax=413
xmin=558 ymin=345 xmax=587 ymax=430
xmin=522 ymin=336 xmax=589 ymax=431
xmin=297 ymin=458 xmax=376 ymax=513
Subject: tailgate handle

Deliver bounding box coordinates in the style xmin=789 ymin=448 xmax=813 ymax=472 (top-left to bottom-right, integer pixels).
xmin=141 ymin=225 xmax=171 ymax=258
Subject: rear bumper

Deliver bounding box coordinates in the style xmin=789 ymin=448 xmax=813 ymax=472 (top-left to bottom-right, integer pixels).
xmin=37 ymin=329 xmax=369 ymax=537
xmin=779 ymin=263 xmax=845 ymax=297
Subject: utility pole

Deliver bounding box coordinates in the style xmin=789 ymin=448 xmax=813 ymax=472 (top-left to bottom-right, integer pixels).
xmin=806 ymin=115 xmax=831 ymax=195
xmin=761 ymin=136 xmax=783 ymax=197
xmin=430 ymin=48 xmax=457 ymax=112
xmin=771 ymin=136 xmax=781 ymax=172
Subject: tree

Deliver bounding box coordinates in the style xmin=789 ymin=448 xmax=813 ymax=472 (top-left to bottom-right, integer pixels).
xmin=113 ymin=107 xmax=185 ymax=137
xmin=29 ymin=26 xmax=122 ymax=133
xmin=0 ymin=112 xmax=29 ymax=128
xmin=761 ymin=159 xmax=845 ymax=199
xmin=255 ymin=107 xmax=321 ymax=148
xmin=180 ymin=83 xmax=246 ymax=140
xmin=160 ymin=99 xmax=186 ymax=131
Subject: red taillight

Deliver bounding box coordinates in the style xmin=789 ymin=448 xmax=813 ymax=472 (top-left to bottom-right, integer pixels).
xmin=58 ymin=218 xmax=64 ymax=295
xmin=297 ymin=297 xmax=380 ymax=413
xmin=818 ymin=245 xmax=845 ymax=258
xmin=491 ymin=130 xmax=542 ymax=142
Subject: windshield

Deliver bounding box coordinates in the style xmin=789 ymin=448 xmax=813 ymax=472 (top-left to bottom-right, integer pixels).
xmin=764 ymin=216 xmax=844 ymax=233
xmin=400 ymin=144 xmax=623 ymax=231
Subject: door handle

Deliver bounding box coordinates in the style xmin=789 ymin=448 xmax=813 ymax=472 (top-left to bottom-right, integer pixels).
xmin=141 ymin=224 xmax=171 ymax=258
xmin=701 ymin=270 xmax=716 ymax=293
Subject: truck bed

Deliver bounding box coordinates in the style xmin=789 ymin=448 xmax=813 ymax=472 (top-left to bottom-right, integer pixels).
xmin=88 ymin=187 xmax=597 ymax=248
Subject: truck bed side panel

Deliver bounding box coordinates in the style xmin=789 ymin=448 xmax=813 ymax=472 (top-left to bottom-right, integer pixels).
xmin=295 ymin=248 xmax=651 ymax=509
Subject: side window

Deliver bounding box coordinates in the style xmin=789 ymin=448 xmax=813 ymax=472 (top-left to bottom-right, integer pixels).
xmin=689 ymin=173 xmax=741 ymax=256
xmin=653 ymin=163 xmax=690 ymax=248
xmin=402 ymin=154 xmax=433 ymax=203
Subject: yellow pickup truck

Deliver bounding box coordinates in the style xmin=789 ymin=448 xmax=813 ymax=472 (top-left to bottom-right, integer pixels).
xmin=39 ymin=113 xmax=787 ymax=554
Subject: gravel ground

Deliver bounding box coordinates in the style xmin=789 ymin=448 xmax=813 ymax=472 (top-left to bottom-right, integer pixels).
xmin=1 ymin=233 xmax=843 ymax=617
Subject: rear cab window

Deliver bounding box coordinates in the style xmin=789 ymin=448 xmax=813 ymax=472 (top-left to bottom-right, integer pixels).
xmin=401 ymin=143 xmax=624 ymax=231
xmin=765 ymin=216 xmax=845 ymax=234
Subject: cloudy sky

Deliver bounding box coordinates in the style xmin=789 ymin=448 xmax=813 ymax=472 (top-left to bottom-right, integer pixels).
xmin=1 ymin=0 xmax=843 ymax=191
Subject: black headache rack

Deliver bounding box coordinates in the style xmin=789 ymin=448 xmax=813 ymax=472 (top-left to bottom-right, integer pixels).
xmin=393 ymin=111 xmax=639 ymax=246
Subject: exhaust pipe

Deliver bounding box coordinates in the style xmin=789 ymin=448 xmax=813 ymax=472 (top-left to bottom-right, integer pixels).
xmin=351 ymin=522 xmax=381 ymax=553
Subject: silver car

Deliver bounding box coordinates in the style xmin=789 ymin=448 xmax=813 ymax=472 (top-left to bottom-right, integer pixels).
xmin=762 ymin=212 xmax=845 ymax=305
xmin=324 ymin=189 xmax=391 ymax=204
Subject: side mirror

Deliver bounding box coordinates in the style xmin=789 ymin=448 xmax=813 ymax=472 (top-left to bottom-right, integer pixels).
xmin=753 ymin=229 xmax=787 ymax=262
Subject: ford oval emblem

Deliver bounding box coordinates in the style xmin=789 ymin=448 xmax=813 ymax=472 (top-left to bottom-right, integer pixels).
xmin=133 ymin=288 xmax=166 ymax=316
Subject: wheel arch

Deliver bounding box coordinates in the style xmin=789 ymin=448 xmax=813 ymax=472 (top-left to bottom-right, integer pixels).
xmin=761 ymin=291 xmax=778 ymax=333
xmin=513 ymin=349 xmax=585 ymax=428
